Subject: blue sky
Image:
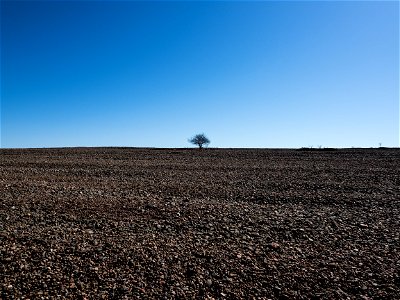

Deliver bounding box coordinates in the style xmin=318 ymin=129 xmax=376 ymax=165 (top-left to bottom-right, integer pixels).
xmin=1 ymin=1 xmax=399 ymax=148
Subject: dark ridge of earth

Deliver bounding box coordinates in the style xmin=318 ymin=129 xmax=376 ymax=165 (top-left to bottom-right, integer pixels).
xmin=1 ymin=147 xmax=399 ymax=299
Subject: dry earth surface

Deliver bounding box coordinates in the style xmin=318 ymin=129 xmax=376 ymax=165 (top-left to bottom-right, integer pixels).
xmin=1 ymin=147 xmax=399 ymax=299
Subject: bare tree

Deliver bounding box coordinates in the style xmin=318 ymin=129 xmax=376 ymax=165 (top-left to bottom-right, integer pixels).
xmin=189 ymin=133 xmax=210 ymax=149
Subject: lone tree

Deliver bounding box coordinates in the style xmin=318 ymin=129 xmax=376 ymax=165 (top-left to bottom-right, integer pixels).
xmin=189 ymin=133 xmax=210 ymax=149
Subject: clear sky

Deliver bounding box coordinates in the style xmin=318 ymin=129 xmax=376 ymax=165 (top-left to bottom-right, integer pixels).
xmin=1 ymin=1 xmax=399 ymax=148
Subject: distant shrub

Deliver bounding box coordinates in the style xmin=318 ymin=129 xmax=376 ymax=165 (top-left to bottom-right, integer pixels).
xmin=189 ymin=133 xmax=210 ymax=149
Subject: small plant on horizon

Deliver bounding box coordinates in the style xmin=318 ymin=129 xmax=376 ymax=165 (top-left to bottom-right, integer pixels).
xmin=189 ymin=133 xmax=210 ymax=149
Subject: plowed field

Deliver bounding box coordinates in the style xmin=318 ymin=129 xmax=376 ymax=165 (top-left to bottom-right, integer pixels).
xmin=1 ymin=148 xmax=399 ymax=299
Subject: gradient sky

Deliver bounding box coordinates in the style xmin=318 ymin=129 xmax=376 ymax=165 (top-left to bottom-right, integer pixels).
xmin=1 ymin=1 xmax=399 ymax=148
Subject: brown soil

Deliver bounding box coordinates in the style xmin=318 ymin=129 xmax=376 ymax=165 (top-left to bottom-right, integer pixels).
xmin=1 ymin=147 xmax=399 ymax=299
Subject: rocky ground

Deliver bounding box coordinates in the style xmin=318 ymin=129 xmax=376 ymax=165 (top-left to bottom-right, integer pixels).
xmin=1 ymin=147 xmax=399 ymax=299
